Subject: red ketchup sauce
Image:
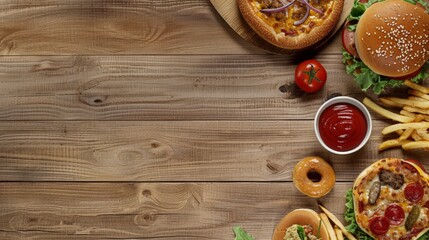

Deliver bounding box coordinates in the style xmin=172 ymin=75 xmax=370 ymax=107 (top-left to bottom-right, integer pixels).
xmin=318 ymin=103 xmax=367 ymax=151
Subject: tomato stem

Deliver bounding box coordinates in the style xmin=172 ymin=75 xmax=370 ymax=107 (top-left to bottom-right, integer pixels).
xmin=303 ymin=65 xmax=321 ymax=84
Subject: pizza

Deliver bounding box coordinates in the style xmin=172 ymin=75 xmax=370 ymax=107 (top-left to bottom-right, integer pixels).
xmin=237 ymin=0 xmax=344 ymax=50
xmin=353 ymin=158 xmax=429 ymax=240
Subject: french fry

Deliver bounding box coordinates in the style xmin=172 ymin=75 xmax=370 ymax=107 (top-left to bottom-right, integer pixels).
xmin=402 ymin=141 xmax=429 ymax=151
xmin=382 ymin=122 xmax=429 ymax=135
xmin=319 ymin=206 xmax=357 ymax=240
xmin=334 ymin=226 xmax=344 ymax=240
xmin=416 ymin=129 xmax=429 ymax=141
xmin=380 ymin=97 xmax=404 ymax=108
xmin=405 ymin=80 xmax=429 ymax=94
xmin=401 ymin=110 xmax=429 ymax=122
xmin=384 ymin=97 xmax=429 ymax=109
xmin=409 ymin=89 xmax=429 ymax=101
xmin=403 ymin=106 xmax=429 ymax=115
xmin=319 ymin=213 xmax=337 ymax=240
xmin=412 ymin=131 xmax=424 ymax=141
xmin=408 ymin=96 xmax=427 ymax=102
xmin=363 ymin=97 xmax=414 ymax=123
xmin=379 ymin=139 xmax=411 ymax=151
xmin=399 ymin=128 xmax=414 ymax=140
xmin=400 ymin=110 xmax=416 ymax=118
xmin=365 ymin=81 xmax=429 ymax=152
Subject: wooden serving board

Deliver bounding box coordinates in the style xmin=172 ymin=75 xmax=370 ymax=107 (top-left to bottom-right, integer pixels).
xmin=210 ymin=0 xmax=354 ymax=54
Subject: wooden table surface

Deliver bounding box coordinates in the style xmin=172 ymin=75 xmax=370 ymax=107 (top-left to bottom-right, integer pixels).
xmin=0 ymin=1 xmax=428 ymax=239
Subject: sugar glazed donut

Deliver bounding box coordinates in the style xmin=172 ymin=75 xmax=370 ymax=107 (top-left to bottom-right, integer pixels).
xmin=293 ymin=156 xmax=335 ymax=198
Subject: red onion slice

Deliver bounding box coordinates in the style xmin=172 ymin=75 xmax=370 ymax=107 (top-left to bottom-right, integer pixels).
xmin=260 ymin=0 xmax=296 ymax=14
xmin=294 ymin=5 xmax=310 ymax=26
xmin=299 ymin=0 xmax=324 ymax=15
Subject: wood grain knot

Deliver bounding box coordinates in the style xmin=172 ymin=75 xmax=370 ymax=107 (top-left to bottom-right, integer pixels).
xmin=278 ymin=82 xmax=304 ymax=99
xmin=142 ymin=190 xmax=152 ymax=197
xmin=78 ymin=95 xmax=108 ymax=106
xmin=266 ymin=161 xmax=281 ymax=174
xmin=134 ymin=212 xmax=157 ymax=226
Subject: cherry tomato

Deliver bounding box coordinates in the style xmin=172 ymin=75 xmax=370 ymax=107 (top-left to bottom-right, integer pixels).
xmin=369 ymin=216 xmax=390 ymax=235
xmin=385 ymin=204 xmax=405 ymax=225
xmin=404 ymin=182 xmax=424 ymax=203
xmin=294 ymin=59 xmax=327 ymax=93
xmin=342 ymin=23 xmax=359 ymax=58
xmin=403 ymin=159 xmax=426 ymax=173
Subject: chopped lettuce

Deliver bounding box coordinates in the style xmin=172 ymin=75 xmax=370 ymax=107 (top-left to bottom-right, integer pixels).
xmin=344 ymin=189 xmax=373 ymax=240
xmin=342 ymin=50 xmax=429 ymax=94
xmin=344 ymin=189 xmax=429 ymax=240
xmin=233 ymin=226 xmax=255 ymax=240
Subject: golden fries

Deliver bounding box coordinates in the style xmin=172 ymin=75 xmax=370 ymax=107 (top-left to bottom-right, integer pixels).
xmin=382 ymin=97 xmax=429 ymax=109
xmin=363 ymin=98 xmax=414 ymax=123
xmin=409 ymin=89 xmax=429 ymax=101
xmin=363 ymin=81 xmax=429 ymax=151
xmin=334 ymin=226 xmax=344 ymax=240
xmin=379 ymin=139 xmax=411 ymax=151
xmin=405 ymin=80 xmax=429 ymax=94
xmin=402 ymin=141 xmax=429 ymax=150
xmin=416 ymin=129 xmax=429 ymax=141
xmin=382 ymin=122 xmax=429 ymax=135
xmin=319 ymin=206 xmax=357 ymax=240
xmin=319 ymin=213 xmax=337 ymax=240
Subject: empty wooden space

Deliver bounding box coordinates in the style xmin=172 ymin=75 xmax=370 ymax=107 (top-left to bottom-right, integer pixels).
xmin=0 ymin=0 xmax=427 ymax=239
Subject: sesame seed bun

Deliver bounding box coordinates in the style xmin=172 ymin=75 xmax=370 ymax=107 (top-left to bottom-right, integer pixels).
xmin=355 ymin=0 xmax=429 ymax=78
xmin=272 ymin=208 xmax=330 ymax=240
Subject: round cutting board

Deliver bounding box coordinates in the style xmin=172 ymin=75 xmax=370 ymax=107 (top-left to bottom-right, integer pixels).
xmin=210 ymin=0 xmax=354 ymax=54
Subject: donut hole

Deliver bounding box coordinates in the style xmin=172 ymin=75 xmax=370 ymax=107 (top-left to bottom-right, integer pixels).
xmin=307 ymin=170 xmax=322 ymax=182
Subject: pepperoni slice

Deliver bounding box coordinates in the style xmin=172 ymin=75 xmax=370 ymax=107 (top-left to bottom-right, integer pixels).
xmin=403 ymin=159 xmax=426 ymax=173
xmin=385 ymin=204 xmax=405 ymax=225
xmin=370 ymin=216 xmax=390 ymax=235
xmin=404 ymin=182 xmax=424 ymax=203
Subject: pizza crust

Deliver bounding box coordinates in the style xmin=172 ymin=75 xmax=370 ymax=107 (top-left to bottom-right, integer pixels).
xmin=237 ymin=0 xmax=344 ymax=50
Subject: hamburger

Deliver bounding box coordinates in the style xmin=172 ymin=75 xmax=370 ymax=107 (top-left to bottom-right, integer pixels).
xmin=342 ymin=0 xmax=429 ymax=94
xmin=272 ymin=209 xmax=329 ymax=240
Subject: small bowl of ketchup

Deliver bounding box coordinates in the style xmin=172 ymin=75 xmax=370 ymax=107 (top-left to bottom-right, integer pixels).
xmin=314 ymin=96 xmax=372 ymax=155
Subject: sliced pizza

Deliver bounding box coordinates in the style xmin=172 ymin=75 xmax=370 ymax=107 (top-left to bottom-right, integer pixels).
xmin=237 ymin=0 xmax=344 ymax=50
xmin=353 ymin=158 xmax=429 ymax=240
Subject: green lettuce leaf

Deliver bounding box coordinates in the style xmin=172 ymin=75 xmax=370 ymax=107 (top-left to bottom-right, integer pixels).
xmin=344 ymin=189 xmax=429 ymax=240
xmin=297 ymin=225 xmax=306 ymax=240
xmin=342 ymin=50 xmax=429 ymax=94
xmin=233 ymin=226 xmax=255 ymax=240
xmin=344 ymin=189 xmax=373 ymax=240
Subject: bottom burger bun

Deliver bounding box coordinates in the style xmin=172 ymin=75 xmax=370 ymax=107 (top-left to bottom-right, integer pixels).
xmin=272 ymin=208 xmax=329 ymax=240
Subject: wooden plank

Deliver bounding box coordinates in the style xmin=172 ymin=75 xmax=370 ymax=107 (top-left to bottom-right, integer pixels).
xmin=0 ymin=182 xmax=352 ymax=239
xmin=0 ymin=0 xmax=350 ymax=55
xmin=0 ymin=54 xmax=374 ymax=121
xmin=0 ymin=120 xmax=425 ymax=182
xmin=0 ymin=0 xmax=262 ymax=55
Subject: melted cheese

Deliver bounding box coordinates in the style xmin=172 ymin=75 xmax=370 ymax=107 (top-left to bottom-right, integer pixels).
xmin=250 ymin=0 xmax=333 ymax=35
